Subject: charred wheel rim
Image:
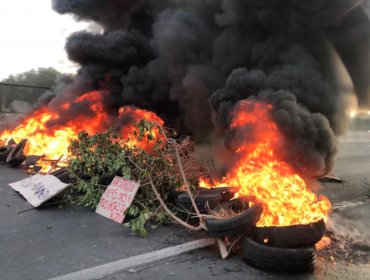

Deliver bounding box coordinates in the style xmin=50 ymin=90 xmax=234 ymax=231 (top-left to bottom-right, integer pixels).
xmin=0 ymin=146 xmax=14 ymax=162
xmin=6 ymin=140 xmax=27 ymax=167
xmin=242 ymin=236 xmax=317 ymax=272
xmin=206 ymin=204 xmax=263 ymax=237
xmin=252 ymin=219 xmax=326 ymax=248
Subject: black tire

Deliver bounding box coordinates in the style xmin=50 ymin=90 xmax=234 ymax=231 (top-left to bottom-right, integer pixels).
xmin=6 ymin=139 xmax=27 ymax=167
xmin=252 ymin=219 xmax=326 ymax=248
xmin=206 ymin=204 xmax=263 ymax=237
xmin=51 ymin=168 xmax=77 ymax=184
xmin=98 ymin=173 xmax=116 ymax=186
xmin=0 ymin=146 xmax=14 ymax=162
xmin=167 ymin=189 xmax=185 ymax=205
xmin=242 ymin=236 xmax=317 ymax=272
xmin=24 ymin=155 xmax=42 ymax=167
xmin=176 ymin=187 xmax=235 ymax=214
xmin=7 ymin=138 xmax=16 ymax=145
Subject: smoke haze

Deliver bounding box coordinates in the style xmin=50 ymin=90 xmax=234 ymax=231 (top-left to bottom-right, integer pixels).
xmin=23 ymin=0 xmax=370 ymax=177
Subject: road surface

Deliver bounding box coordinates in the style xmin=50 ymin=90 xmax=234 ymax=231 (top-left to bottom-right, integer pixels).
xmin=1 ymin=130 xmax=369 ymax=280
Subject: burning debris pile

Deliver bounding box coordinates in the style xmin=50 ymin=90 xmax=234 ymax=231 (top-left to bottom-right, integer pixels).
xmin=201 ymin=99 xmax=331 ymax=227
xmin=1 ymin=0 xmax=370 ymax=273
xmin=0 ymin=91 xmax=164 ymax=172
xmin=4 ymin=0 xmax=368 ymax=175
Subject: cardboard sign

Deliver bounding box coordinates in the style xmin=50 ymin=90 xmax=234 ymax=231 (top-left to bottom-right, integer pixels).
xmin=95 ymin=176 xmax=140 ymax=223
xmin=9 ymin=174 xmax=70 ymax=207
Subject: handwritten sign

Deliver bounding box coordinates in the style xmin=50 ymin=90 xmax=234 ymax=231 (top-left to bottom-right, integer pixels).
xmin=9 ymin=174 xmax=70 ymax=207
xmin=95 ymin=176 xmax=140 ymax=223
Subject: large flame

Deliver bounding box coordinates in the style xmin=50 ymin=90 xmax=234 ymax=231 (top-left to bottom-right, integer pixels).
xmin=201 ymin=100 xmax=331 ymax=227
xmin=0 ymin=91 xmax=164 ymax=172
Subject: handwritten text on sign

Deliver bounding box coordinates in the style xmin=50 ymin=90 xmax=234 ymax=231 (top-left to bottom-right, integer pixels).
xmin=95 ymin=176 xmax=140 ymax=223
xmin=9 ymin=174 xmax=69 ymax=207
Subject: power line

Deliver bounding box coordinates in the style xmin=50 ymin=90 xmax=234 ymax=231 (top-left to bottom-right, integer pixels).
xmin=1 ymin=84 xmax=45 ymax=98
xmin=0 ymin=82 xmax=52 ymax=90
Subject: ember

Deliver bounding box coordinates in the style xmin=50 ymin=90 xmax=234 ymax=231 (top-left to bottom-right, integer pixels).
xmin=200 ymin=100 xmax=331 ymax=227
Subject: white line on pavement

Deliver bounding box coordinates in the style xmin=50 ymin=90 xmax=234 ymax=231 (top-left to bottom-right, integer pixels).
xmin=48 ymin=238 xmax=215 ymax=280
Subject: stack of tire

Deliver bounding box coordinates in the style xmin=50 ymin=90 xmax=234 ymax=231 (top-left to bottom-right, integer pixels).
xmin=204 ymin=198 xmax=326 ymax=272
xmin=243 ymin=219 xmax=325 ymax=272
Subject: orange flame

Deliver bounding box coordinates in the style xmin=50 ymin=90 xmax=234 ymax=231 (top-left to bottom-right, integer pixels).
xmin=119 ymin=106 xmax=165 ymax=152
xmin=0 ymin=91 xmax=164 ymax=172
xmin=201 ymin=100 xmax=331 ymax=227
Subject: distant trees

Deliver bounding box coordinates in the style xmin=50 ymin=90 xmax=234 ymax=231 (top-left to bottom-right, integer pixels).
xmin=0 ymin=68 xmax=62 ymax=112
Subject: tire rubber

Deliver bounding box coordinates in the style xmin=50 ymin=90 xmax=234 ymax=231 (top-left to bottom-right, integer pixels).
xmin=176 ymin=187 xmax=235 ymax=213
xmin=242 ymin=236 xmax=317 ymax=272
xmin=6 ymin=140 xmax=27 ymax=167
xmin=51 ymin=168 xmax=77 ymax=184
xmin=252 ymin=219 xmax=326 ymax=248
xmin=206 ymin=204 xmax=263 ymax=237
xmin=0 ymin=146 xmax=14 ymax=162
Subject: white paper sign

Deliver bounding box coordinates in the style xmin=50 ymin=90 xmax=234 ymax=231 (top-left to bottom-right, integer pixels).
xmin=96 ymin=176 xmax=140 ymax=224
xmin=9 ymin=174 xmax=69 ymax=207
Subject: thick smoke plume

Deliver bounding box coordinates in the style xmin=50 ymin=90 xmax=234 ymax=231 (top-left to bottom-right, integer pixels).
xmin=31 ymin=0 xmax=370 ymax=177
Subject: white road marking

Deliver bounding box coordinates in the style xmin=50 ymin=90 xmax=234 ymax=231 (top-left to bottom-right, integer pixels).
xmin=48 ymin=238 xmax=214 ymax=280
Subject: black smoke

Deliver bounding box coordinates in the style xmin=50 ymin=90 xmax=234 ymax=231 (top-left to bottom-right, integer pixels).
xmin=37 ymin=0 xmax=370 ymax=176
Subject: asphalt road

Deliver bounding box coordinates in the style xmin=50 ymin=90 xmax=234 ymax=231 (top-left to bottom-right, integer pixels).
xmin=1 ymin=130 xmax=370 ymax=280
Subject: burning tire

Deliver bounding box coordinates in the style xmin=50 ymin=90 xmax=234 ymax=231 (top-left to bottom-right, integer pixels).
xmin=175 ymin=187 xmax=235 ymax=214
xmin=206 ymin=204 xmax=263 ymax=237
xmin=213 ymin=197 xmax=249 ymax=213
xmin=252 ymin=219 xmax=326 ymax=248
xmin=0 ymin=146 xmax=14 ymax=162
xmin=6 ymin=139 xmax=27 ymax=167
xmin=242 ymin=236 xmax=317 ymax=272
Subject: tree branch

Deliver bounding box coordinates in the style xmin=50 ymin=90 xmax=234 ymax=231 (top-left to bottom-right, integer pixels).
xmin=148 ymin=174 xmax=204 ymax=231
xmin=156 ymin=124 xmax=203 ymax=222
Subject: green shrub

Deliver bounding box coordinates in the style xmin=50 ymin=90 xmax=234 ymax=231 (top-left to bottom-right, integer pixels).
xmin=68 ymin=122 xmax=187 ymax=236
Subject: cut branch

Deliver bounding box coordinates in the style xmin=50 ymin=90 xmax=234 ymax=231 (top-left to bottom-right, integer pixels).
xmin=157 ymin=124 xmax=203 ymax=222
xmin=148 ymin=174 xmax=203 ymax=231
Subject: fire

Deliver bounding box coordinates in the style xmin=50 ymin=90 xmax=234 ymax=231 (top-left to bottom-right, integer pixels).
xmin=119 ymin=106 xmax=165 ymax=152
xmin=0 ymin=107 xmax=78 ymax=173
xmin=199 ymin=177 xmax=228 ymax=189
xmin=316 ymin=236 xmax=331 ymax=251
xmin=0 ymin=91 xmax=109 ymax=172
xmin=201 ymin=100 xmax=331 ymax=227
xmin=0 ymin=91 xmax=164 ymax=172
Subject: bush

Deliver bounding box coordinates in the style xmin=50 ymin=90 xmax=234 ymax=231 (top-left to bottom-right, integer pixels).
xmin=68 ymin=121 xmax=192 ymax=236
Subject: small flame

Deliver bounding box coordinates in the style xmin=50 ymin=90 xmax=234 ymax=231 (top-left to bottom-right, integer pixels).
xmin=199 ymin=177 xmax=228 ymax=189
xmin=316 ymin=236 xmax=331 ymax=251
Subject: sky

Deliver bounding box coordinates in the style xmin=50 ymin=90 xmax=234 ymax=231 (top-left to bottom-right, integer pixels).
xmin=0 ymin=0 xmax=90 ymax=80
